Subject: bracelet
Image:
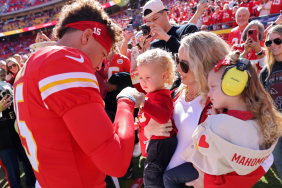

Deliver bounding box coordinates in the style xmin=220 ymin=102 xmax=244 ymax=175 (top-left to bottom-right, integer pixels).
xmin=256 ymin=50 xmax=263 ymax=56
xmin=117 ymin=95 xmax=136 ymax=106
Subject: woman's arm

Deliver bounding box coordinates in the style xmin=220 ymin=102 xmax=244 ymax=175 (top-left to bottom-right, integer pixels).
xmin=144 ymin=118 xmax=173 ymax=139
xmin=188 ymin=1 xmax=207 ymax=25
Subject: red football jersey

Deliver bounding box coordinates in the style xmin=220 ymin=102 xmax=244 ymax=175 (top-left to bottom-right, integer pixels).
xmin=231 ymin=43 xmax=265 ymax=73
xmin=222 ymin=9 xmax=233 ymax=23
xmin=227 ymin=26 xmax=245 ymax=46
xmin=13 ymin=46 xmax=135 ymax=188
xmin=212 ymin=12 xmax=222 ymax=25
xmin=104 ymin=53 xmax=131 ymax=80
xmin=202 ymin=13 xmax=212 ymax=25
xmin=137 ymin=89 xmax=177 ymax=157
xmin=240 ymin=1 xmax=255 ymax=15
xmin=270 ymin=0 xmax=282 ymax=14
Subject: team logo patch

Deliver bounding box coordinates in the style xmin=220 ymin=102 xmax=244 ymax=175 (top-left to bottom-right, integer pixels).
xmin=117 ymin=59 xmax=123 ymax=64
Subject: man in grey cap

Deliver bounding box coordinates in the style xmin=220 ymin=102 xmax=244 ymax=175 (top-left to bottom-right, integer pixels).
xmin=140 ymin=0 xmax=198 ymax=54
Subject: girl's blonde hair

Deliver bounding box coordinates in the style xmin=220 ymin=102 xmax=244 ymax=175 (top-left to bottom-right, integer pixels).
xmin=137 ymin=48 xmax=175 ymax=86
xmin=227 ymin=51 xmax=282 ymax=149
xmin=180 ymin=31 xmax=230 ymax=101
xmin=265 ymin=25 xmax=282 ymax=80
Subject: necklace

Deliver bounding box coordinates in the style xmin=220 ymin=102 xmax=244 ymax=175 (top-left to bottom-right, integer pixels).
xmin=185 ymin=88 xmax=200 ymax=102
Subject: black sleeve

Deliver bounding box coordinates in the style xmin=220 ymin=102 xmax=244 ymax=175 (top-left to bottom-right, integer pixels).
xmin=259 ymin=65 xmax=268 ymax=87
xmin=166 ymin=24 xmax=199 ymax=54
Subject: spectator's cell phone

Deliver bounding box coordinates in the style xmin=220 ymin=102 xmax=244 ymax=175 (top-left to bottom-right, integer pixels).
xmin=248 ymin=29 xmax=257 ymax=42
xmin=127 ymin=24 xmax=134 ymax=33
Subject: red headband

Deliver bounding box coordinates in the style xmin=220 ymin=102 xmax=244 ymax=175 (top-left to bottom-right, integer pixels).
xmin=64 ymin=21 xmax=113 ymax=54
xmin=214 ymin=56 xmax=231 ymax=72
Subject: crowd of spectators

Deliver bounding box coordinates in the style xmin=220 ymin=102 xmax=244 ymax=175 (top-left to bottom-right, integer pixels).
xmin=0 ymin=0 xmax=53 ymax=14
xmin=1 ymin=0 xmax=282 ymax=60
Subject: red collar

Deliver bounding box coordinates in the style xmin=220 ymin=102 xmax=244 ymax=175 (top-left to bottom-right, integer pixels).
xmin=225 ymin=110 xmax=254 ymax=121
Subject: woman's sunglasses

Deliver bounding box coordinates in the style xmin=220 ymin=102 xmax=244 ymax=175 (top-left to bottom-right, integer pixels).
xmin=175 ymin=54 xmax=189 ymax=73
xmin=265 ymin=38 xmax=282 ymax=47
xmin=8 ymin=64 xmax=17 ymax=70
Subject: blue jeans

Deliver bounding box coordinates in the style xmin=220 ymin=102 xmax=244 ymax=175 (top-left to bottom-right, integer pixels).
xmin=163 ymin=162 xmax=198 ymax=188
xmin=273 ymin=136 xmax=282 ymax=180
xmin=0 ymin=144 xmax=36 ymax=188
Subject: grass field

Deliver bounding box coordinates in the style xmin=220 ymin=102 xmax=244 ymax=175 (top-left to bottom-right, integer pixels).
xmin=1 ymin=155 xmax=281 ymax=188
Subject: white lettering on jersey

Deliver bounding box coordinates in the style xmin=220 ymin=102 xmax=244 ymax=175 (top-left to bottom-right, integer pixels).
xmin=93 ymin=27 xmax=101 ymax=35
xmin=65 ymin=55 xmax=84 ymax=63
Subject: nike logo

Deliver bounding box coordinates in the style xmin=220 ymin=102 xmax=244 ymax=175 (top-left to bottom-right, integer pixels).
xmin=65 ymin=55 xmax=84 ymax=63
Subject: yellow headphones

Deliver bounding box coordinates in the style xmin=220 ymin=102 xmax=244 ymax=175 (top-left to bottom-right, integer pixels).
xmin=221 ymin=58 xmax=251 ymax=96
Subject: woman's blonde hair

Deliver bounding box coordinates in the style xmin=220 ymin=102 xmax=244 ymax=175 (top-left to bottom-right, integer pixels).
xmin=227 ymin=51 xmax=282 ymax=149
xmin=180 ymin=31 xmax=230 ymax=101
xmin=137 ymin=48 xmax=175 ymax=86
xmin=265 ymin=25 xmax=282 ymax=80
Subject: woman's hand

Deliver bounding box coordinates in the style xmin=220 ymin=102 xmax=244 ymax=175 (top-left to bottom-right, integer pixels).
xmin=0 ymin=95 xmax=12 ymax=112
xmin=144 ymin=119 xmax=173 ymax=139
xmin=5 ymin=73 xmax=13 ymax=81
xmin=247 ymin=35 xmax=261 ymax=54
xmin=186 ymin=164 xmax=204 ymax=188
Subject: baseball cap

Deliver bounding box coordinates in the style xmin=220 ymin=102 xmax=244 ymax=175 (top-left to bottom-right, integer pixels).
xmin=143 ymin=0 xmax=168 ymax=19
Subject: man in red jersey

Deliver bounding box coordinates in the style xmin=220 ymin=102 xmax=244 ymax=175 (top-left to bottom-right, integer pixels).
xmin=270 ymin=0 xmax=282 ymax=14
xmin=103 ymin=52 xmax=131 ymax=80
xmin=13 ymin=0 xmax=145 ymax=187
xmin=227 ymin=7 xmax=250 ymax=46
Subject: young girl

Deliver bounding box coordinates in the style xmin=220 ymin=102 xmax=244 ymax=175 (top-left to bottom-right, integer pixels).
xmin=181 ymin=51 xmax=282 ymax=186
xmin=136 ymin=48 xmax=178 ymax=188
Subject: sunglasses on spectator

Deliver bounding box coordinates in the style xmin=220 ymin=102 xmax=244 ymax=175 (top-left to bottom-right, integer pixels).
xmin=175 ymin=54 xmax=189 ymax=73
xmin=265 ymin=38 xmax=282 ymax=47
xmin=8 ymin=64 xmax=17 ymax=70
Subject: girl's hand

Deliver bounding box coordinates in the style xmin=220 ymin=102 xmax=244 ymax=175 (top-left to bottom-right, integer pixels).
xmin=6 ymin=73 xmax=12 ymax=81
xmin=186 ymin=164 xmax=204 ymax=188
xmin=144 ymin=119 xmax=173 ymax=139
xmin=0 ymin=96 xmax=12 ymax=112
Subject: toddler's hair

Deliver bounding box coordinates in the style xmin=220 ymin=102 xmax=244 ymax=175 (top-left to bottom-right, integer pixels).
xmin=137 ymin=48 xmax=175 ymax=86
xmin=224 ymin=51 xmax=282 ymax=149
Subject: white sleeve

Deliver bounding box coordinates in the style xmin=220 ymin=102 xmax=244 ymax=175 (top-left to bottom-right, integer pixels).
xmin=258 ymin=56 xmax=266 ymax=68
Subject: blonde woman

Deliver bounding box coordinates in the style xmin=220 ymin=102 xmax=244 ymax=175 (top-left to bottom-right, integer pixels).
xmin=5 ymin=57 xmax=21 ymax=86
xmin=260 ymin=25 xmax=282 ymax=181
xmin=144 ymin=31 xmax=275 ymax=188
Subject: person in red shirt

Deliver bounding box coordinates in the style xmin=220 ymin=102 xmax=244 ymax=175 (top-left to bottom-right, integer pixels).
xmin=13 ymin=0 xmax=145 ymax=187
xmin=270 ymin=0 xmax=282 ymax=14
xmin=231 ymin=20 xmax=266 ymax=73
xmin=227 ymin=7 xmax=250 ymax=46
xmin=178 ymin=12 xmax=188 ymax=24
xmin=222 ymin=4 xmax=233 ymax=28
xmin=187 ymin=8 xmax=194 ymax=20
xmin=202 ymin=9 xmax=213 ymax=29
xmin=240 ymin=0 xmax=256 ymax=16
xmin=136 ymin=48 xmax=178 ymax=188
xmin=212 ymin=6 xmax=223 ymax=30
xmin=103 ymin=52 xmax=131 ymax=80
